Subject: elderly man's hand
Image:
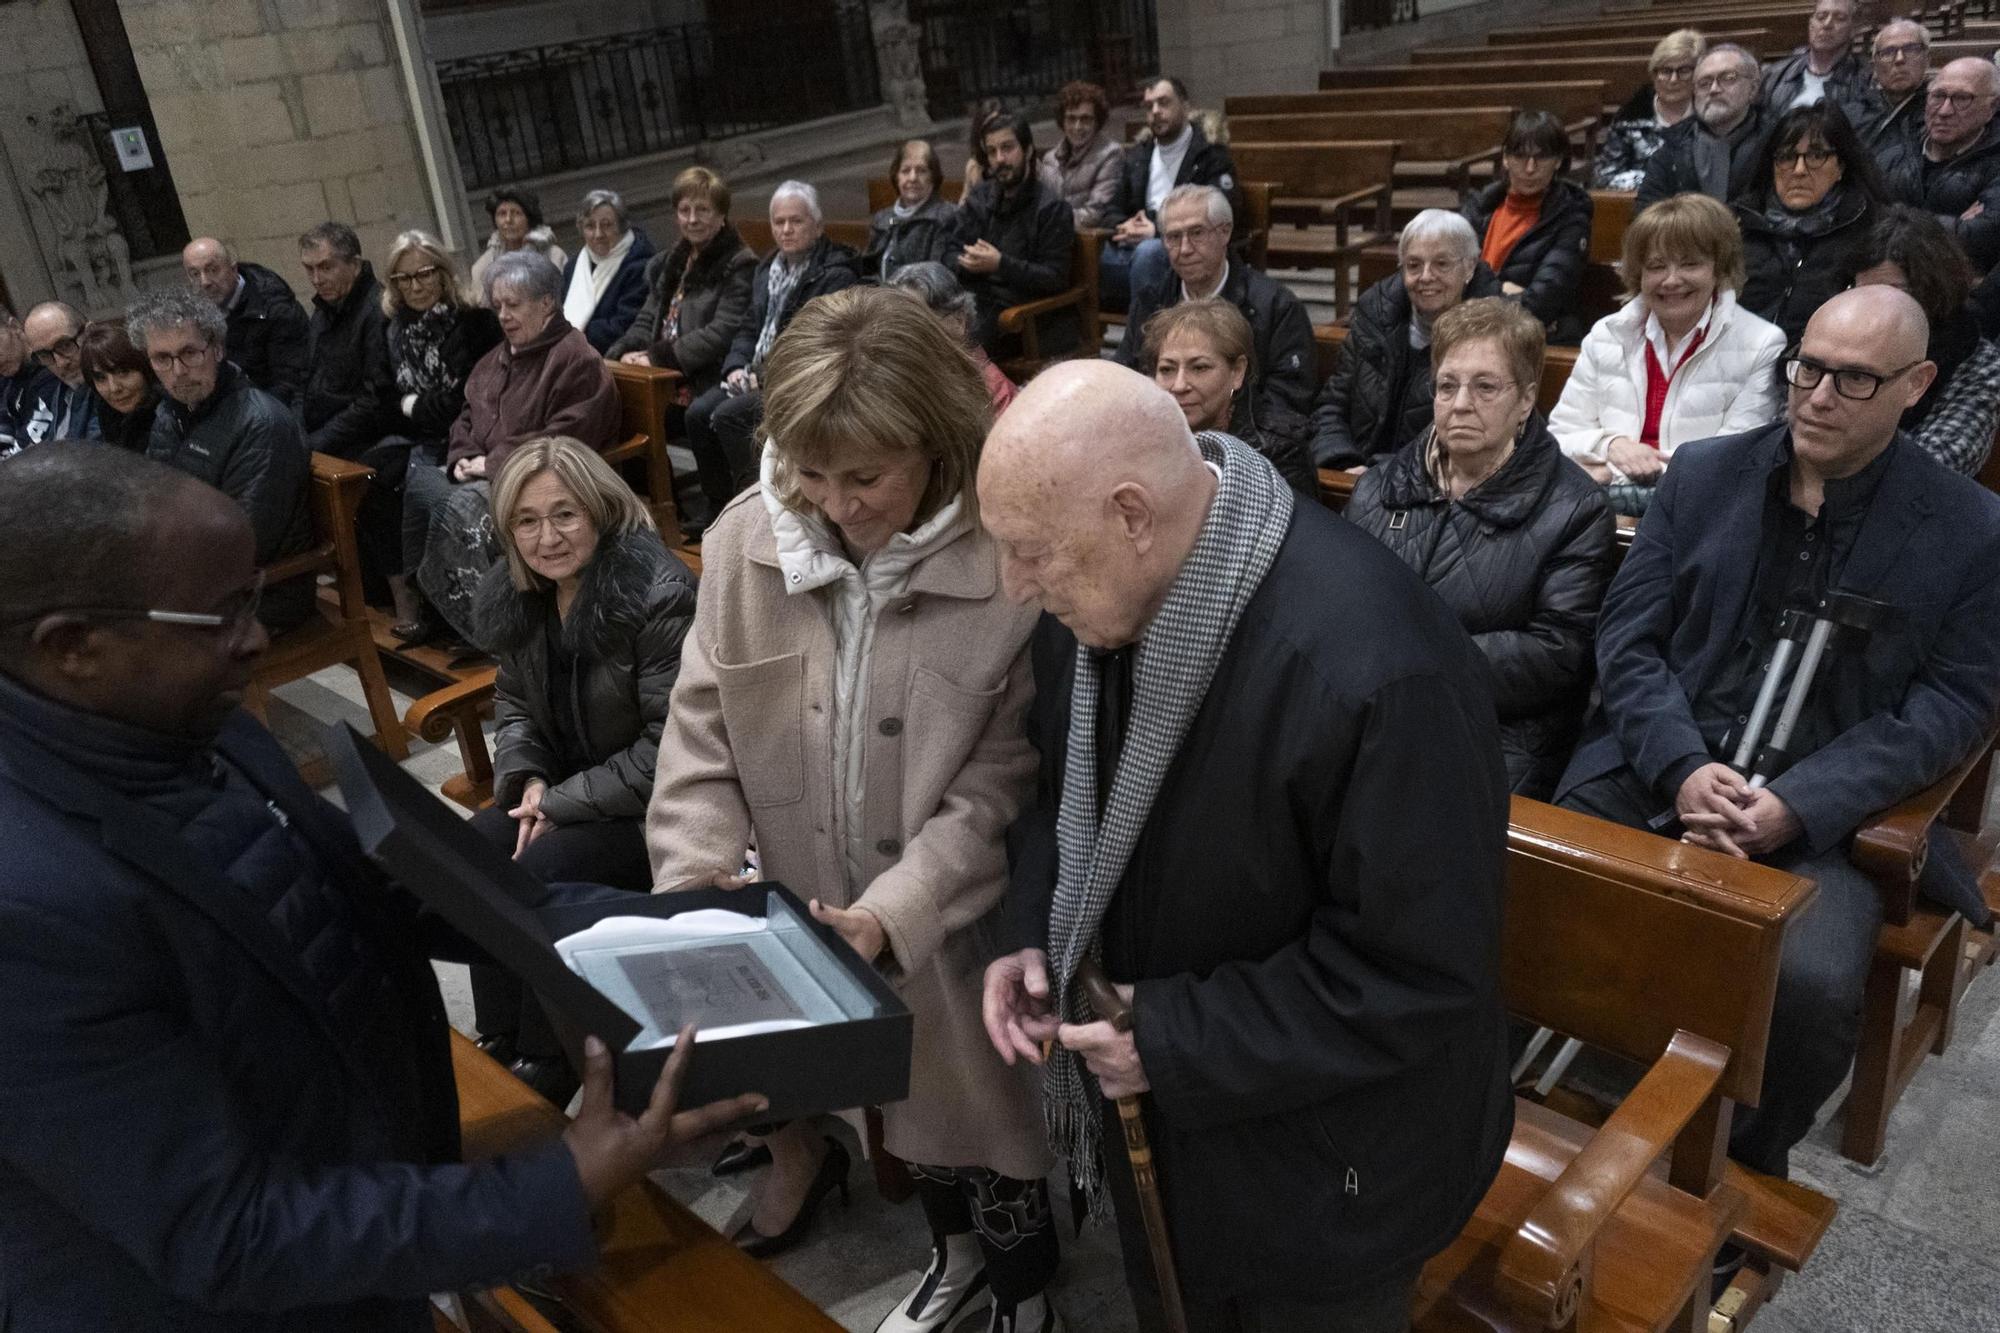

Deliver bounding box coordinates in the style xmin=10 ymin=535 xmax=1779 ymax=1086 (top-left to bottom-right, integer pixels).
xmin=1684 ymin=786 xmax=1801 ymax=859
xmin=1060 ymin=983 xmax=1145 ymax=1099
xmin=982 ymin=948 xmax=1061 ymax=1065
xmin=1114 ymin=214 xmax=1157 ymax=245
xmin=959 ymin=240 xmax=1003 ymax=274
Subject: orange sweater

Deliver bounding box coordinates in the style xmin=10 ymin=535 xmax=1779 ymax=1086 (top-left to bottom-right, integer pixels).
xmin=1480 ymin=192 xmax=1543 ymax=274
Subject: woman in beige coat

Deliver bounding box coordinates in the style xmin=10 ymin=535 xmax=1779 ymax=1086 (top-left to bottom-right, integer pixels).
xmin=648 ymin=286 xmax=1060 ymax=1333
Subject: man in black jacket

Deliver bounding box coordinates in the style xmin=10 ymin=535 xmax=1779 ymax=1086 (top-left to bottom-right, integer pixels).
xmin=950 ymin=112 xmax=1077 ymax=353
xmin=1637 ymin=44 xmax=1772 ymax=210
xmin=1760 ymin=0 xmax=1867 ymax=115
xmin=1100 ymin=77 xmax=1239 ymax=311
xmin=128 ymin=289 xmax=316 ymax=634
xmin=184 ymin=237 xmax=311 ymax=403
xmin=12 ymin=302 xmax=100 ymax=449
xmin=1879 ymin=57 xmax=2000 ymax=272
xmin=0 ymin=444 xmax=765 ymax=1332
xmin=981 ymin=361 xmax=1511 ymax=1333
xmin=1115 ymin=184 xmax=1315 ymax=422
xmin=0 ymin=306 xmax=54 ymax=456
xmin=1556 ymin=288 xmax=2000 ymax=1183
xmin=1852 ymin=19 xmax=1931 ymax=157
xmin=295 ymin=221 xmax=396 ymax=460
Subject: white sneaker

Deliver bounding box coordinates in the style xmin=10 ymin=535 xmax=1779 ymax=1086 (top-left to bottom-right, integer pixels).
xmin=873 ymin=1233 xmax=988 ymax=1333
xmin=987 ymin=1293 xmax=1062 ymax=1333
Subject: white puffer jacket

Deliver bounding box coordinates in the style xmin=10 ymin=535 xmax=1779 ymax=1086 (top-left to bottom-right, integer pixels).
xmin=761 ymin=446 xmax=971 ymax=897
xmin=1549 ymin=289 xmax=1787 ymax=475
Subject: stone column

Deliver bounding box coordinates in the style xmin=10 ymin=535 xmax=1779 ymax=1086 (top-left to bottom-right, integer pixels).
xmin=867 ymin=0 xmax=931 ymax=129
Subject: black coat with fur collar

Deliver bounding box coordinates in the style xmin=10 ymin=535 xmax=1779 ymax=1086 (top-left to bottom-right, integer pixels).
xmin=605 ymin=224 xmax=758 ymax=394
xmin=474 ymin=528 xmax=697 ymax=821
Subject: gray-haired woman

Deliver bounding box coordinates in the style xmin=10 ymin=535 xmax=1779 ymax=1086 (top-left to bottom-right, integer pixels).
xmin=558 ymin=188 xmax=655 ymax=354
xmin=1308 ymin=208 xmax=1502 ymax=471
xmin=887 ymin=261 xmax=1018 ymax=412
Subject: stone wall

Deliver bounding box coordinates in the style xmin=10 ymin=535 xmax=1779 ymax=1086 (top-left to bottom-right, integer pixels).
xmin=0 ymin=0 xmax=116 ymax=311
xmin=120 ymin=0 xmax=442 ymax=295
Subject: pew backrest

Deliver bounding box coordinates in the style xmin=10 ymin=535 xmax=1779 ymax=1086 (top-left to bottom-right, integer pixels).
xmin=1320 ymin=57 xmax=1654 ymax=93
xmin=1228 ymin=83 xmax=1610 ymax=127
xmin=1230 ymin=107 xmax=1517 ymax=164
xmin=1229 ymin=140 xmax=1400 ymax=203
xmin=1414 ymin=28 xmax=1776 ymax=63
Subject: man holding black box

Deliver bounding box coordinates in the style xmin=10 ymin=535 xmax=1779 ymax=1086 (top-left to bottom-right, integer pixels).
xmin=0 ymin=446 xmax=764 ymax=1332
xmin=979 ymin=362 xmax=1513 ymax=1333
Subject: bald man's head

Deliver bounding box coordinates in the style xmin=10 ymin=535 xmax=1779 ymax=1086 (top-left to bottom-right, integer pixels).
xmin=979 ymin=360 xmax=1218 ymax=647
xmin=22 ymin=302 xmax=85 ymax=387
xmin=1789 ymin=286 xmax=1936 ymax=480
xmin=182 ymin=237 xmax=240 ymax=307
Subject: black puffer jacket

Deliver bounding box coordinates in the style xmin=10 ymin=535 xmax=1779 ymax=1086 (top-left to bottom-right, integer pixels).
xmin=223 ymin=261 xmax=312 ymax=403
xmin=864 ymin=195 xmax=960 ymax=279
xmin=1118 ymin=260 xmax=1317 ymax=418
xmin=1734 ymin=185 xmax=1878 ymax=342
xmin=475 ymin=528 xmax=697 ymax=822
xmin=1345 ymin=416 xmax=1615 ymax=798
xmin=386 ymin=303 xmax=503 ymax=442
xmin=1460 ymin=178 xmax=1593 ymax=329
xmin=606 ymin=225 xmax=757 ymax=395
xmin=1880 ymin=121 xmax=2000 ymax=272
xmin=1221 ymin=402 xmax=1318 ymax=500
xmin=723 ymin=235 xmax=863 ymax=377
xmin=1308 ymin=264 xmax=1502 ymax=469
xmin=298 ymin=262 xmax=396 ymax=460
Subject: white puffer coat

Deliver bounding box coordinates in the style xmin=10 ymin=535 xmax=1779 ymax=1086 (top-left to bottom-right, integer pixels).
xmin=1549 ymin=289 xmax=1787 ymax=476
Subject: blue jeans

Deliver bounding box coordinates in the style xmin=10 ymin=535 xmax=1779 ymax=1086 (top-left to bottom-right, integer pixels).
xmin=1099 ymin=236 xmax=1171 ymax=311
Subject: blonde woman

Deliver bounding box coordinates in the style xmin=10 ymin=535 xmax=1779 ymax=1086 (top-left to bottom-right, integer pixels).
xmin=1593 ymin=29 xmax=1707 ymax=189
xmin=467 ymin=436 xmax=696 ymax=1103
xmin=649 ymin=286 xmax=1061 ymax=1333
xmin=380 ymin=229 xmax=500 ymax=636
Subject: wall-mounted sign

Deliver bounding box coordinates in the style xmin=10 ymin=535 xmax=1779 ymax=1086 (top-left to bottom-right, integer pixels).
xmin=110 ymin=125 xmax=153 ymax=172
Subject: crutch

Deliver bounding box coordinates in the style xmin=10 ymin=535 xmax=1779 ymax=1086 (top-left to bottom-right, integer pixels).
xmin=1729 ymin=594 xmax=1898 ymax=789
xmin=1076 ymin=957 xmax=1188 ymax=1333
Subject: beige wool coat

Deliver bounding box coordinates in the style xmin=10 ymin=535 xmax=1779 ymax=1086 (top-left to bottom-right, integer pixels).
xmin=647 ymin=488 xmax=1053 ymax=1181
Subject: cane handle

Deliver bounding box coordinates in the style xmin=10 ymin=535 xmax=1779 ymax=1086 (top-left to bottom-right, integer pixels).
xmin=1075 ymin=957 xmax=1134 ymax=1033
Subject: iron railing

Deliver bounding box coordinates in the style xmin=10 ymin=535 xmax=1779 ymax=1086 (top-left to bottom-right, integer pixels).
xmin=437 ymin=10 xmax=881 ymax=191
xmin=78 ymin=111 xmax=189 ymax=263
xmin=1341 ymin=0 xmax=1422 ymax=35
xmin=911 ymin=0 xmax=1160 ymax=121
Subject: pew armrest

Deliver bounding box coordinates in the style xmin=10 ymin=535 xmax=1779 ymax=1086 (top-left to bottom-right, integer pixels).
xmin=404 ymin=669 xmax=497 ymax=744
xmin=997 ymin=286 xmax=1084 ymax=333
xmin=1443 ymin=146 xmax=1504 ymax=196
xmin=1853 ymin=737 xmax=1995 ymax=926
xmin=1496 ymin=1029 xmax=1731 ymax=1326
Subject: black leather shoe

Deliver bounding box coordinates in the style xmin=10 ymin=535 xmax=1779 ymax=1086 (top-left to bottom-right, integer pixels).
xmin=508 ymin=1055 xmax=580 ymax=1108
xmin=473 ymin=1032 xmax=517 ymax=1066
xmin=712 ymin=1139 xmax=774 ymax=1177
xmin=735 ymin=1137 xmax=851 ymax=1259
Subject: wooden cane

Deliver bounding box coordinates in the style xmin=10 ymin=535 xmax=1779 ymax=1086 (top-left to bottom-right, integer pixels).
xmin=1075 ymin=958 xmax=1189 ymax=1333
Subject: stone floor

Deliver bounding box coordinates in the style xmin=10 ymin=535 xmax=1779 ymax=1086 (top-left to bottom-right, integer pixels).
xmin=274 ymin=654 xmax=2000 ymax=1333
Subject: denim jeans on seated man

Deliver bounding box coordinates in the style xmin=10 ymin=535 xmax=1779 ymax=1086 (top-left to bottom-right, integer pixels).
xmin=1098 ymin=237 xmax=1171 ymax=313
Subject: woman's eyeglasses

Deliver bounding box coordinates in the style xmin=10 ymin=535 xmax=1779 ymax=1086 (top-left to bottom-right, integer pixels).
xmin=389 ymin=266 xmax=444 ymax=288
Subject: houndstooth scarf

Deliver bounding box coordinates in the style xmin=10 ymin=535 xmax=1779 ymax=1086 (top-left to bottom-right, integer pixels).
xmin=1043 ymin=432 xmax=1294 ymax=1216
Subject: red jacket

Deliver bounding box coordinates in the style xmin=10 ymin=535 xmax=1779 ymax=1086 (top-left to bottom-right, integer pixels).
xmin=446 ymin=314 xmax=619 ymax=474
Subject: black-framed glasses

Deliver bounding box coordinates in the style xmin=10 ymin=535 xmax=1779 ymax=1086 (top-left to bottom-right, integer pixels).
xmin=1926 ymin=88 xmax=1991 ymax=110
xmin=147 ymin=344 xmax=217 ymax=374
xmin=1783 ymin=354 xmax=1921 ymax=401
xmin=1696 ymin=70 xmax=1748 ymax=92
xmin=1775 ymin=147 xmax=1838 ymax=170
xmin=389 ymin=265 xmax=443 ymax=287
xmin=29 ymin=335 xmax=79 ymax=368
xmin=1656 ymin=63 xmax=1698 ymax=80
xmin=1503 ymin=150 xmax=1559 ymax=166
xmin=1873 ymin=41 xmax=1927 ymax=62
xmin=7 ymin=571 xmax=266 ymax=637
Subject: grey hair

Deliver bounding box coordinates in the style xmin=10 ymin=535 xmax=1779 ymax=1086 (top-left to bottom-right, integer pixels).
xmin=887 ymin=261 xmax=977 ymax=324
xmin=298 ymin=220 xmax=362 ymax=261
xmin=485 ymin=249 xmax=563 ymax=304
xmin=579 ymin=188 xmax=626 ymax=228
xmin=1161 ymin=183 xmax=1232 ymax=229
xmin=126 ymin=289 xmax=228 ymax=349
xmin=1397 ymin=208 xmax=1479 ymax=264
xmin=1703 ymin=42 xmax=1761 ymax=80
xmin=770 ymin=179 xmax=822 ymax=223
xmin=1873 ymin=17 xmax=1930 ymax=49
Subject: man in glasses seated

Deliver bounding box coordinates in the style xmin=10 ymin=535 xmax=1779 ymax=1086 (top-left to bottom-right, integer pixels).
xmin=1852 ymin=19 xmax=1932 ymax=157
xmin=1554 ymin=285 xmax=2000 ymax=1192
xmin=0 ymin=444 xmax=767 ymax=1332
xmin=128 ymin=288 xmax=316 ymax=634
xmin=0 ymin=306 xmax=55 ymax=456
xmin=1637 ymin=44 xmax=1774 ymax=211
xmin=10 ymin=302 xmax=101 ymax=450
xmin=1880 ymin=57 xmax=2000 ymax=273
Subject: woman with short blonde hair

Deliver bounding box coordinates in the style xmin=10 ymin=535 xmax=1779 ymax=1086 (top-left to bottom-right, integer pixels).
xmin=462 ymin=435 xmax=694 ymax=1102
xmin=1551 ymin=193 xmax=1785 ymax=513
xmin=1142 ymin=298 xmax=1318 ymax=496
xmin=649 ymin=285 xmax=1062 ymax=1329
xmin=1593 ymin=28 xmax=1707 ymax=189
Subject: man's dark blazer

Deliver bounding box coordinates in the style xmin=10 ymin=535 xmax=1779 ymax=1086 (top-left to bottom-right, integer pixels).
xmin=1556 ymin=425 xmax=2000 ymax=921
xmin=0 ymin=709 xmax=597 ymax=1330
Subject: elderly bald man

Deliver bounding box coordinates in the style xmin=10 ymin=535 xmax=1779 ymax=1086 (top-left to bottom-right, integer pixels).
xmin=1557 ymin=286 xmax=2000 ymax=1189
xmin=1881 ymin=56 xmax=2000 ymax=271
xmin=12 ymin=302 xmax=99 ymax=448
xmin=979 ymin=361 xmax=1511 ymax=1333
xmin=182 ymin=236 xmax=311 ymax=403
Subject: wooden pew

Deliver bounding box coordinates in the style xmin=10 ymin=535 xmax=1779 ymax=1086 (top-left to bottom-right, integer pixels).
xmin=1227 ymin=83 xmax=1610 ymax=128
xmin=1413 ymin=798 xmax=1827 ymax=1332
xmin=1321 ymin=56 xmax=1654 ymax=94
xmin=451 ymin=1032 xmax=842 ymax=1332
xmin=1312 ymin=322 xmax=1581 ymax=416
xmin=1483 ymin=7 xmax=1812 ymax=46
xmin=247 ymin=453 xmax=409 ymax=762
xmin=1592 ymin=189 xmax=1638 ymax=265
xmin=1232 ymin=107 xmax=1516 ymax=195
xmin=1415 ymin=28 xmax=1776 ymax=62
xmin=1229 ymin=141 xmax=1398 ymax=313
xmin=603 ymin=361 xmax=687 ymax=548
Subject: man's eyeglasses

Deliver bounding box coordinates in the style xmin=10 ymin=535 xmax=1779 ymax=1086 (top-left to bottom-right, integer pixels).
xmin=147 ymin=344 xmax=216 ymax=374
xmin=1695 ymin=70 xmax=1748 ymax=92
xmin=389 ymin=265 xmax=443 ymax=288
xmin=1926 ymin=88 xmax=1991 ymax=110
xmin=1783 ymin=354 xmax=1921 ymax=401
xmin=1873 ymin=42 xmax=1927 ymax=62
xmin=1775 ymin=147 xmax=1838 ymax=170
xmin=1434 ymin=377 xmax=1518 ymax=404
xmin=1162 ymin=224 xmax=1222 ymax=249
xmin=29 ymin=335 xmax=79 ymax=368
xmin=6 ymin=571 xmax=265 ymax=636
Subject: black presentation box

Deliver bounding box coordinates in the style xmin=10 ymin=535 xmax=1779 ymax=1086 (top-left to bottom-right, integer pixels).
xmin=327 ymin=723 xmax=913 ymax=1120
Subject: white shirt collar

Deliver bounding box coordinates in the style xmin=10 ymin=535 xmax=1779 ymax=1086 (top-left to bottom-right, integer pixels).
xmin=1643 ymin=299 xmax=1717 ymax=367
xmin=1180 ymin=261 xmax=1228 ymax=303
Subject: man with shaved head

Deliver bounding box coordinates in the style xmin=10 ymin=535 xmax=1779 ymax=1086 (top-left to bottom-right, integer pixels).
xmin=183 ymin=236 xmax=311 ymax=401
xmin=980 ymin=361 xmax=1511 ymax=1331
xmin=1558 ymin=287 xmax=2000 ymax=1194
xmin=1880 ymin=56 xmax=2000 ymax=270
